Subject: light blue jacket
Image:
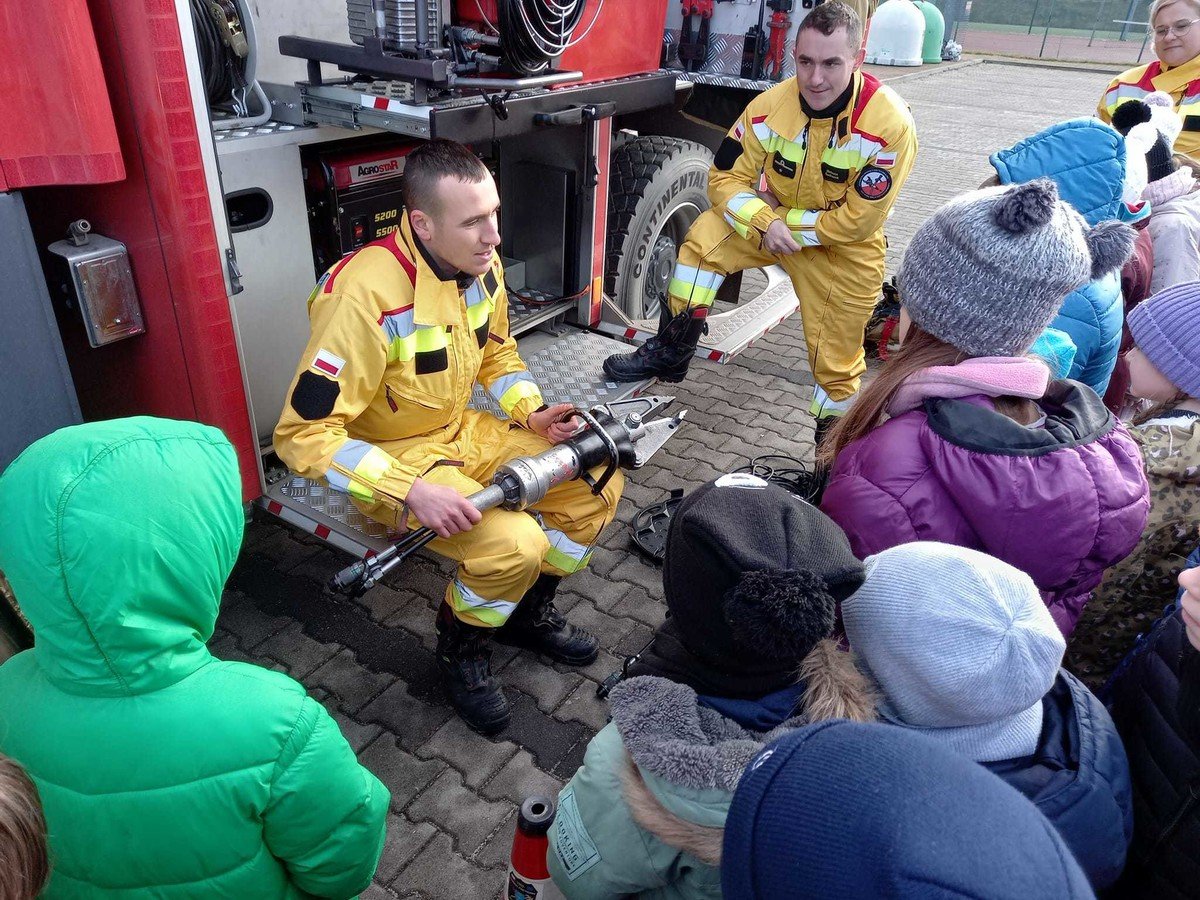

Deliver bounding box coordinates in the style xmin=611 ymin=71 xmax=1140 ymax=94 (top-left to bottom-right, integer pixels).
xmin=991 ymin=119 xmax=1143 ymax=395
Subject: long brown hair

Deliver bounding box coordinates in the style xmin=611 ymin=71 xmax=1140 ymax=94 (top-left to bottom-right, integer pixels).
xmin=0 ymin=755 xmax=48 ymax=900
xmin=818 ymin=323 xmax=1041 ymax=465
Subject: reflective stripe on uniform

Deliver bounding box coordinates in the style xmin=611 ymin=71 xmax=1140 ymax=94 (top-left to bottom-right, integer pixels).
xmin=378 ymin=304 xmax=450 ymax=363
xmin=542 ymin=529 xmax=594 ymax=574
xmin=450 ymin=579 xmax=518 ymax=627
xmin=668 ymin=263 xmax=725 ymax=308
xmin=487 ymin=371 xmax=541 ymax=416
xmin=809 ymin=384 xmax=856 ymax=418
xmin=328 ymin=439 xmax=392 ymax=501
xmin=1103 ymin=84 xmax=1151 ymax=114
xmin=822 ymin=132 xmax=885 ymax=171
xmin=465 ymin=287 xmax=493 ymax=332
xmin=724 ymin=192 xmax=770 ymax=240
xmin=784 ymin=208 xmax=822 ymax=247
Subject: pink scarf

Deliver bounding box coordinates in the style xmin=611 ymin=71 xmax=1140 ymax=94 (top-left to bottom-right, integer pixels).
xmin=887 ymin=356 xmax=1050 ymax=417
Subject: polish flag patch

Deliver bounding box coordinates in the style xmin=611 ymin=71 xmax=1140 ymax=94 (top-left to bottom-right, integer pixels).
xmin=873 ymin=152 xmax=897 ymax=169
xmin=733 ymin=121 xmax=745 ymax=140
xmin=311 ymin=349 xmax=346 ymax=378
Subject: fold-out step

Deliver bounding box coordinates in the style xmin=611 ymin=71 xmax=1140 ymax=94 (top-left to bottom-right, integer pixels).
xmin=594 ymin=265 xmax=798 ymax=364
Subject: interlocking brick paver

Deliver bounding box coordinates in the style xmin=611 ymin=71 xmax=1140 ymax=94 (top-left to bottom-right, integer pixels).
xmin=373 ymin=816 xmax=439 ymax=884
xmin=480 ymin=749 xmax=565 ymax=807
xmin=554 ymin=680 xmax=612 ymax=733
xmin=254 ymin=622 xmax=342 ymax=679
xmin=499 ymin=692 xmax=588 ymax=774
xmin=328 ymin=708 xmax=383 ymax=754
xmin=611 ymin=588 xmax=666 ymax=630
xmin=309 ymin=649 xmax=397 ymax=714
xmin=556 ymin=568 xmax=631 ymax=612
xmin=495 ymin=654 xmax=583 ymax=715
xmin=605 ymin=556 xmax=663 ymax=595
xmin=390 ymin=831 xmax=502 ymax=900
xmin=572 ymin=647 xmax=627 ymax=685
xmin=407 ymin=767 xmax=515 ymax=855
xmin=215 ymin=591 xmax=293 ymax=649
xmin=554 ymin=600 xmax=636 ymax=650
xmin=358 ymin=734 xmax=446 ymax=810
xmin=360 ymin=682 xmax=455 ymax=754
xmin=418 ymin=717 xmax=521 ymax=790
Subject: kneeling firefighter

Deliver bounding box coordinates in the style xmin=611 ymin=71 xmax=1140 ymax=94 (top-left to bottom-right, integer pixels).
xmin=604 ymin=0 xmax=916 ymax=443
xmin=275 ymin=139 xmax=623 ymax=734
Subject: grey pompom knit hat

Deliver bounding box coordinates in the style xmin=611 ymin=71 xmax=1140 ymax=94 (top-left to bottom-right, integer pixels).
xmin=899 ymin=178 xmax=1136 ymax=357
xmin=843 ymin=542 xmax=1065 ymax=763
xmin=1128 ymin=281 xmax=1200 ymax=398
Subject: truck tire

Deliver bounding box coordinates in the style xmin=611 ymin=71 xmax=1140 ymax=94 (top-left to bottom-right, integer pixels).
xmin=606 ymin=136 xmax=713 ymax=321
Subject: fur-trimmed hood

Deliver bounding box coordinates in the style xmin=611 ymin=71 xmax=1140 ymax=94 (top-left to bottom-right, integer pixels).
xmin=608 ymin=640 xmax=875 ymax=865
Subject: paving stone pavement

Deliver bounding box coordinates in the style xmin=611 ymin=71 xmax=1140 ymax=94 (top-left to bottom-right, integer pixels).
xmin=216 ymin=61 xmax=1111 ymax=898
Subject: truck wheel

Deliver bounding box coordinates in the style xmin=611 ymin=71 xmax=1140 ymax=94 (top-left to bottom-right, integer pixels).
xmin=606 ymin=136 xmax=712 ymax=321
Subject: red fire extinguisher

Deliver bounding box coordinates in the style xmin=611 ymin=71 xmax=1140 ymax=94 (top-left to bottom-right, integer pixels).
xmin=505 ymin=796 xmax=563 ymax=900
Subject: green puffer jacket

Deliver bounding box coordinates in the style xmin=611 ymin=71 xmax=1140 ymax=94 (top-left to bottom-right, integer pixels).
xmin=0 ymin=417 xmax=389 ymax=898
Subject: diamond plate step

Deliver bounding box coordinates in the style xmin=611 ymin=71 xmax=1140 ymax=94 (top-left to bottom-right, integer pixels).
xmin=595 ymin=265 xmax=798 ymax=364
xmin=261 ymin=330 xmax=655 ymax=557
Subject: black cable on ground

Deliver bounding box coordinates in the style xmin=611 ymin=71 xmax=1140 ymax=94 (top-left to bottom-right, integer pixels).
xmin=734 ymin=454 xmax=825 ymax=504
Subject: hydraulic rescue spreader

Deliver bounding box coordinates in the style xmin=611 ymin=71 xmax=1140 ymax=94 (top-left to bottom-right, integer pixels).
xmin=330 ymin=396 xmax=686 ymax=597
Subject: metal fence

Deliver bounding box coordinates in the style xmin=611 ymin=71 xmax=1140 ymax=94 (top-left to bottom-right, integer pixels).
xmin=938 ymin=0 xmax=1153 ymax=64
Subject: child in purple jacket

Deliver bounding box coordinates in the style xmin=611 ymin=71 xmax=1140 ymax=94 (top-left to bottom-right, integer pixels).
xmin=820 ymin=179 xmax=1150 ymax=636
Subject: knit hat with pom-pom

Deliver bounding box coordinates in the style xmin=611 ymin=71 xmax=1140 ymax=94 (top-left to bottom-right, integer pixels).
xmin=627 ymin=474 xmax=864 ymax=698
xmin=899 ymin=178 xmax=1137 ymax=357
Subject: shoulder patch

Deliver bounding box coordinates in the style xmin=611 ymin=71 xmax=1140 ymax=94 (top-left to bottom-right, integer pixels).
xmin=715 ymin=137 xmax=743 ymax=171
xmin=290 ymin=371 xmax=340 ymax=421
xmin=855 ymin=166 xmax=892 ymax=201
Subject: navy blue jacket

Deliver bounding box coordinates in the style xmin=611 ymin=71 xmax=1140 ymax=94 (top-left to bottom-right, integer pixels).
xmin=985 ymin=670 xmax=1133 ymax=890
xmin=1108 ymin=545 xmax=1200 ymax=898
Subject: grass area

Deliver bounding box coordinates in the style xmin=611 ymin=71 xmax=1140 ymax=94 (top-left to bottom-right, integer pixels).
xmin=957 ymin=21 xmax=1148 ymax=40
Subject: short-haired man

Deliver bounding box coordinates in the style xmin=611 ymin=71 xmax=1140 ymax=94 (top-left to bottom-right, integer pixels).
xmin=1099 ymin=0 xmax=1200 ymax=159
xmin=604 ymin=1 xmax=917 ymax=442
xmin=275 ymin=139 xmax=622 ymax=734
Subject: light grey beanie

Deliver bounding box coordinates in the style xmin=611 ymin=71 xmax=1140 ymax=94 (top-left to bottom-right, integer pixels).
xmin=899 ymin=178 xmax=1136 ymax=357
xmin=843 ymin=542 xmax=1065 ymax=763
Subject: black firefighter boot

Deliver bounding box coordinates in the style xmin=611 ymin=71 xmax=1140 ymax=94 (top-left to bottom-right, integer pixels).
xmin=602 ymin=308 xmax=708 ymax=383
xmin=495 ymin=574 xmax=600 ymax=665
xmin=435 ymin=602 xmax=511 ymax=735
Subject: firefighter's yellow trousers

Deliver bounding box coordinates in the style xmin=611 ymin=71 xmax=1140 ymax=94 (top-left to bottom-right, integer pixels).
xmin=356 ymin=410 xmax=623 ymax=628
xmin=668 ymin=208 xmax=884 ymax=410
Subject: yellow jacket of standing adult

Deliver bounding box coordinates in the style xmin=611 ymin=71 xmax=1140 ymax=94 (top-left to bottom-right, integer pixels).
xmin=711 ymin=69 xmax=916 ymax=250
xmin=274 ymin=214 xmax=543 ymax=511
xmin=1098 ymin=56 xmax=1200 ymax=158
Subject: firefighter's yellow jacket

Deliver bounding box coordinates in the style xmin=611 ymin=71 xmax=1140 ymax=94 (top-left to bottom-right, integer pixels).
xmin=274 ymin=215 xmax=543 ymax=511
xmin=711 ymin=69 xmax=916 ymax=251
xmin=1098 ymin=55 xmax=1200 ymax=159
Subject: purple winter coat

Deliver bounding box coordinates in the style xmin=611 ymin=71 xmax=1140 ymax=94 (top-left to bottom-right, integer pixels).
xmin=821 ymin=381 xmax=1150 ymax=636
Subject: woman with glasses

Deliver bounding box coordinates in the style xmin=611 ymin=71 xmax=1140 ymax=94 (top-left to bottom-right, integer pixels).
xmin=1099 ymin=0 xmax=1200 ymax=159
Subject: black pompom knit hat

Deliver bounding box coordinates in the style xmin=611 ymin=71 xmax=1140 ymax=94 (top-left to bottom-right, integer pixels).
xmin=629 ymin=475 xmax=864 ymax=698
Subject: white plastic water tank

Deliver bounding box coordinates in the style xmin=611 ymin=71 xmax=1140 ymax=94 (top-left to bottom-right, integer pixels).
xmin=864 ymin=0 xmax=925 ymax=66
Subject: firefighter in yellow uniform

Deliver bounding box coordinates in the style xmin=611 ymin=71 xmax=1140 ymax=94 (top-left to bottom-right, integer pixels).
xmin=1097 ymin=0 xmax=1200 ymax=160
xmin=605 ymin=1 xmax=916 ymax=441
xmin=275 ymin=140 xmax=621 ymax=734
